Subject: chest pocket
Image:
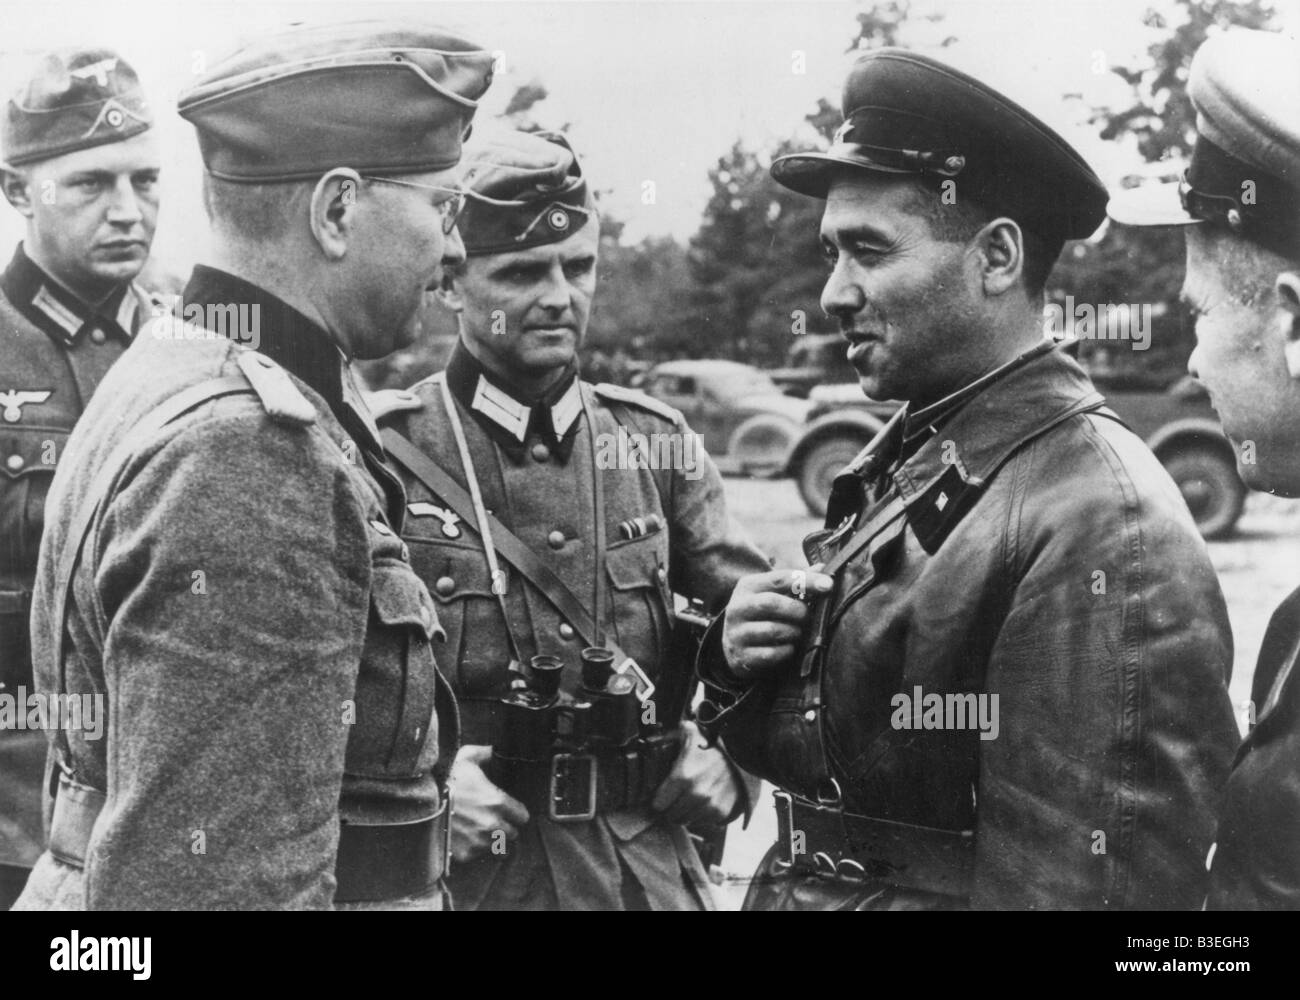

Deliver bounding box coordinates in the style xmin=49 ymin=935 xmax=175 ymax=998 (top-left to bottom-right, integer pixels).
xmin=409 ymin=537 xmax=513 ymax=701
xmin=349 ymin=525 xmax=447 ymax=779
xmin=604 ymin=533 xmax=672 ymax=682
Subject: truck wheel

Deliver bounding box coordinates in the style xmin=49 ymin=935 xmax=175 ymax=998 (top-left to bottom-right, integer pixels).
xmin=796 ymin=435 xmax=866 ymax=518
xmin=1161 ymin=448 xmax=1247 ymax=540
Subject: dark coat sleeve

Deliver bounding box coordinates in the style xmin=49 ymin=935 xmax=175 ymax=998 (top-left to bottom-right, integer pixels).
xmin=975 ymin=416 xmax=1239 ymax=910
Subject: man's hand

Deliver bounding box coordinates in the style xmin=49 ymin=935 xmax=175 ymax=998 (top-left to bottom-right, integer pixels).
xmin=720 ymin=567 xmax=832 ymax=680
xmin=651 ymin=721 xmax=742 ymax=826
xmin=448 ymin=744 xmax=530 ymax=863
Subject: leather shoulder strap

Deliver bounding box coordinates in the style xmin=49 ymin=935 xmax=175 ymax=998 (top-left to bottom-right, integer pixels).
xmin=383 ymin=427 xmax=600 ymax=644
xmin=382 ymin=427 xmax=652 ymax=698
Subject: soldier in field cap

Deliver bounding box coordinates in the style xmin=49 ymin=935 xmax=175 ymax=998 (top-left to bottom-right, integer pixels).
xmin=696 ymin=47 xmax=1239 ymax=909
xmin=13 ymin=20 xmax=493 ymax=910
xmin=0 ymin=47 xmax=165 ymax=910
xmin=375 ymin=128 xmax=769 ymax=910
xmin=1110 ymin=28 xmax=1300 ymax=910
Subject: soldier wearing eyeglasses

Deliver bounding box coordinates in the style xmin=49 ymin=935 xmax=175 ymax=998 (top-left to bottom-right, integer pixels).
xmin=376 ymin=129 xmax=769 ymax=910
xmin=13 ymin=20 xmax=493 ymax=910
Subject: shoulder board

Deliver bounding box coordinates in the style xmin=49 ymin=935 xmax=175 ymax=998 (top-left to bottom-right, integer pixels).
xmin=236 ymin=350 xmax=317 ymax=426
xmin=592 ymin=382 xmax=681 ymax=423
xmin=364 ymin=387 xmax=425 ymax=421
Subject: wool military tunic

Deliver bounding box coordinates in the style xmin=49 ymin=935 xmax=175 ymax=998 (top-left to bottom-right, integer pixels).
xmin=0 ymin=244 xmax=160 ymax=887
xmin=13 ymin=267 xmax=454 ymax=910
xmin=381 ymin=343 xmax=770 ymax=910
xmin=702 ymin=346 xmax=1241 ymax=910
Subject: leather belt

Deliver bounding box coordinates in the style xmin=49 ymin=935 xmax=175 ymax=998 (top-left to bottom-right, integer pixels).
xmin=491 ymin=733 xmax=680 ymax=822
xmin=47 ymin=771 xmax=451 ymax=904
xmin=774 ymin=789 xmax=975 ymax=899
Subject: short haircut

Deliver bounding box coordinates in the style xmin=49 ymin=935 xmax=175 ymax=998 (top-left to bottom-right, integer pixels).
xmin=1193 ymin=225 xmax=1300 ymax=308
xmin=908 ymin=178 xmax=1061 ymax=297
xmin=201 ymin=173 xmax=312 ymax=241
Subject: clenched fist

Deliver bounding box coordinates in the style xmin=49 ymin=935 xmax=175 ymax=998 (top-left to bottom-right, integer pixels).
xmin=720 ymin=567 xmax=833 ymax=680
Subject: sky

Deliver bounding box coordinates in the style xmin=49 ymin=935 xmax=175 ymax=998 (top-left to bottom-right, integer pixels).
xmin=0 ymin=0 xmax=1296 ymax=273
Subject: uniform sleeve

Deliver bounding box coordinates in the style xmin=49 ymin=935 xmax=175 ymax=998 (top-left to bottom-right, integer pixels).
xmin=974 ymin=420 xmax=1240 ymax=910
xmin=85 ymin=409 xmax=370 ymax=910
xmin=664 ymin=414 xmax=772 ymax=610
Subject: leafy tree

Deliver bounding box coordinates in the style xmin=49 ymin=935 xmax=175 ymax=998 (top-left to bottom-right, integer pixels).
xmin=1056 ymin=0 xmax=1280 ymax=382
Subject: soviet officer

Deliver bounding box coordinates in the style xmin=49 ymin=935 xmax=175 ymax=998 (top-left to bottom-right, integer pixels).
xmin=1110 ymin=29 xmax=1300 ymax=910
xmin=377 ymin=129 xmax=769 ymax=910
xmin=0 ymin=48 xmax=163 ymax=910
xmin=12 ymin=20 xmax=494 ymax=910
xmin=698 ymin=48 xmax=1241 ymax=910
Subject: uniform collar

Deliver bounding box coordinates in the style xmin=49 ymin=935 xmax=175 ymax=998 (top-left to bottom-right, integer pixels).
xmin=824 ymin=342 xmax=1101 ymax=534
xmin=181 ymin=265 xmax=383 ymax=455
xmin=1 ymin=242 xmax=140 ymax=347
xmin=892 ymin=342 xmax=1098 ymax=501
xmin=444 ymin=339 xmax=583 ymax=462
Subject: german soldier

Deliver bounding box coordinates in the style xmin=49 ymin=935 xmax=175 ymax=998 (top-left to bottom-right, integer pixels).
xmin=377 ymin=128 xmax=769 ymax=910
xmin=698 ymin=48 xmax=1241 ymax=910
xmin=12 ymin=20 xmax=493 ymax=909
xmin=0 ymin=48 xmax=162 ymax=909
xmin=1110 ymin=28 xmax=1300 ymax=909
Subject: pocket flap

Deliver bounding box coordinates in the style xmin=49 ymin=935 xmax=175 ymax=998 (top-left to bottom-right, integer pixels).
xmin=410 ymin=540 xmax=503 ymax=604
xmin=370 ymin=562 xmax=443 ymax=641
xmin=0 ymin=426 xmax=69 ymax=480
xmin=605 ymin=537 xmax=662 ymax=592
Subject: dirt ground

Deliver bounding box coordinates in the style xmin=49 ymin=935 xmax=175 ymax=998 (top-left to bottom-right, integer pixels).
xmin=706 ymin=476 xmax=1300 ymax=909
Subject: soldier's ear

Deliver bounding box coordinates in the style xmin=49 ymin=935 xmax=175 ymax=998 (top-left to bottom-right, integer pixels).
xmin=1 ymin=168 xmax=35 ymax=217
xmin=434 ymin=271 xmax=463 ymax=313
xmin=1276 ymin=271 xmax=1300 ymax=379
xmin=976 ymin=217 xmax=1024 ymax=298
xmin=309 ymin=168 xmax=362 ymax=261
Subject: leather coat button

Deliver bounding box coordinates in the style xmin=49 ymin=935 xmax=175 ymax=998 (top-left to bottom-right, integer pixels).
xmin=559 ymin=623 xmax=575 ymax=640
xmin=531 ymin=443 xmax=550 ymax=462
xmin=434 ymin=576 xmax=456 ymax=597
xmin=804 ymin=709 xmax=817 ymax=723
xmin=547 ymin=530 xmax=565 ymax=549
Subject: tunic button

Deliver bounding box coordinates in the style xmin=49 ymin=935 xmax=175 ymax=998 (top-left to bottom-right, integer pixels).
xmin=5 ymin=454 xmax=22 ymax=472
xmin=558 ymin=623 xmax=575 ymax=640
xmin=434 ymin=576 xmax=455 ymax=597
xmin=547 ymin=530 xmax=565 ymax=549
xmin=531 ymin=443 xmax=550 ymax=462
xmin=804 ymin=709 xmax=817 ymax=723
xmin=89 ymin=328 xmax=106 ymax=344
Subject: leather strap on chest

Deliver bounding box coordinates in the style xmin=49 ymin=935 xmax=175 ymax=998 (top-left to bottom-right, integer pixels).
xmin=381 ymin=426 xmax=655 ymax=702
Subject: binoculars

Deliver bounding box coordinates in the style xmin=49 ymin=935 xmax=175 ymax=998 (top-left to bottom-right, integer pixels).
xmin=495 ymin=647 xmax=649 ymax=764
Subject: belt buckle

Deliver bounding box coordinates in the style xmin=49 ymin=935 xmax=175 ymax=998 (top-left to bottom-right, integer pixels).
xmin=773 ymin=789 xmax=797 ymax=869
xmin=549 ymin=752 xmax=598 ymax=823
